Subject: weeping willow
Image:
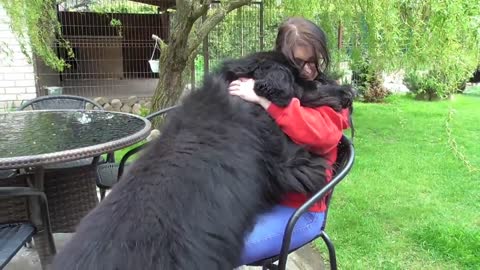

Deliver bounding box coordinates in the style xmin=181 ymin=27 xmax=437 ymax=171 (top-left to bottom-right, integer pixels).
xmin=0 ymin=0 xmax=72 ymax=71
xmin=277 ymin=0 xmax=479 ymax=68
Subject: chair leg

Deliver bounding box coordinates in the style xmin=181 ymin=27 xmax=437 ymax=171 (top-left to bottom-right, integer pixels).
xmin=320 ymin=231 xmax=337 ymax=270
xmin=100 ymin=188 xmax=106 ymax=201
xmin=25 ymin=238 xmax=33 ymax=248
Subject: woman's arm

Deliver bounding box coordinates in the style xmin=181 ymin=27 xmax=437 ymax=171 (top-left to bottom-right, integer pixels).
xmin=266 ymin=98 xmax=350 ymax=154
xmin=229 ymin=79 xmax=350 ymax=154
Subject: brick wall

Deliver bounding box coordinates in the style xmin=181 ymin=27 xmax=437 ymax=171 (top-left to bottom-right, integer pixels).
xmin=0 ymin=5 xmax=37 ymax=111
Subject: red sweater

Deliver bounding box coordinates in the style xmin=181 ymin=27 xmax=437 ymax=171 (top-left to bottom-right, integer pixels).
xmin=266 ymin=98 xmax=351 ymax=212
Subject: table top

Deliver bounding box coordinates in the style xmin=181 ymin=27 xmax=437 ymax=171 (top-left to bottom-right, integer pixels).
xmin=0 ymin=110 xmax=151 ymax=169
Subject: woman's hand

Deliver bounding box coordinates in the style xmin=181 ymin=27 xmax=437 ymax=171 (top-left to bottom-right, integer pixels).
xmin=229 ymin=77 xmax=271 ymax=109
xmin=228 ymin=77 xmax=257 ymax=102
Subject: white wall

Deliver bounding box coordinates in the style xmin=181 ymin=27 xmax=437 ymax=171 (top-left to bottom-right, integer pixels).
xmin=0 ymin=5 xmax=37 ymax=111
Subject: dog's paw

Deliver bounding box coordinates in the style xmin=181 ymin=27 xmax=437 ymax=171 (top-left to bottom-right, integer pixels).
xmin=278 ymin=147 xmax=329 ymax=193
xmin=338 ymin=86 xmax=356 ymax=109
xmin=254 ymin=80 xmax=293 ymax=107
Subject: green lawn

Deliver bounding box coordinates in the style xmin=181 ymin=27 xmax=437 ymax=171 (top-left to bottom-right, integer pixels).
xmin=314 ymin=94 xmax=480 ymax=269
xmin=102 ymin=141 xmax=144 ymax=163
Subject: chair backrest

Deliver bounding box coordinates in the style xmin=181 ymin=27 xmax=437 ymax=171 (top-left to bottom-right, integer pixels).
xmin=275 ymin=135 xmax=354 ymax=269
xmin=322 ymin=134 xmax=355 ymax=229
xmin=17 ymin=95 xmax=104 ymax=111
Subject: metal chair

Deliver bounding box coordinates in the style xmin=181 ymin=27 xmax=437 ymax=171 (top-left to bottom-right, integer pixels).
xmin=17 ymin=94 xmax=103 ymax=111
xmin=0 ymin=174 xmax=55 ymax=269
xmin=246 ymin=135 xmax=355 ymax=270
xmin=96 ymin=105 xmax=178 ymax=200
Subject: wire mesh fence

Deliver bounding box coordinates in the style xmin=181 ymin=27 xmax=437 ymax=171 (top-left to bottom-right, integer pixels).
xmin=34 ymin=0 xmax=172 ymax=99
xmin=30 ymin=0 xmax=283 ymax=99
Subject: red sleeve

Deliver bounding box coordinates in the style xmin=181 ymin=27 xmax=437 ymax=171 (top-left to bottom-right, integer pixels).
xmin=266 ymin=98 xmax=350 ymax=155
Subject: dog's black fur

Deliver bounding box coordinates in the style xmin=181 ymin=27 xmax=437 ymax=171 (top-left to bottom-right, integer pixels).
xmin=216 ymin=51 xmax=355 ymax=113
xmin=52 ymin=51 xmax=353 ymax=270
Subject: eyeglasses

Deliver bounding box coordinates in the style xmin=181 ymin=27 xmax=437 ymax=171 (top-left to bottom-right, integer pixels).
xmin=294 ymin=57 xmax=324 ymax=69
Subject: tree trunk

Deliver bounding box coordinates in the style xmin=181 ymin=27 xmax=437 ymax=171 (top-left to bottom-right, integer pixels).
xmin=151 ymin=55 xmax=187 ymax=110
xmin=149 ymin=0 xmax=254 ymax=127
xmin=150 ymin=14 xmax=194 ymax=124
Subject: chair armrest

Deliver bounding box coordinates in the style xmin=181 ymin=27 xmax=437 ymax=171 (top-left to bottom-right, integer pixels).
xmin=277 ymin=137 xmax=355 ymax=270
xmin=0 ymin=187 xmax=54 ymax=252
xmin=145 ymin=105 xmax=178 ymax=120
xmin=0 ymin=187 xmax=47 ymax=199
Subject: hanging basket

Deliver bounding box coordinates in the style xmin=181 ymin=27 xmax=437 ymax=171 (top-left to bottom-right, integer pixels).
xmin=149 ymin=59 xmax=160 ymax=73
xmin=149 ymin=36 xmax=161 ymax=73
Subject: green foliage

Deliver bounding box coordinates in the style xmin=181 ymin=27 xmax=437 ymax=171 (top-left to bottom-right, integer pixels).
xmin=206 ymin=3 xmax=269 ymax=70
xmin=0 ymin=0 xmax=72 ymax=72
xmin=400 ymin=1 xmax=480 ymax=100
xmin=351 ymin=58 xmax=389 ymax=102
xmin=0 ymin=0 xmax=161 ymax=72
xmin=109 ymin=18 xmax=123 ymax=36
xmin=277 ymin=0 xmax=480 ymax=101
xmin=404 ymin=66 xmax=472 ymax=100
xmin=323 ymin=66 xmax=345 ymax=81
xmin=194 ymin=54 xmax=205 ymax=84
xmin=404 ymin=70 xmax=447 ymax=100
xmin=0 ymin=41 xmax=12 ymax=65
xmin=88 ymin=0 xmax=157 ymax=14
xmin=138 ymin=106 xmax=150 ymax=117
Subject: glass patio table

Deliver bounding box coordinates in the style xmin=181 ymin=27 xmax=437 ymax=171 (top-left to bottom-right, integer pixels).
xmin=0 ymin=110 xmax=151 ymax=169
xmin=0 ymin=109 xmax=151 ymax=267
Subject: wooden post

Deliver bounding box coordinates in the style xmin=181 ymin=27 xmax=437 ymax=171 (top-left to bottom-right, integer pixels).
xmin=337 ymin=20 xmax=343 ymax=50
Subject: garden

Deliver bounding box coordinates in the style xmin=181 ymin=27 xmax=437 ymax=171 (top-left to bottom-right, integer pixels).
xmin=1 ymin=0 xmax=479 ymax=269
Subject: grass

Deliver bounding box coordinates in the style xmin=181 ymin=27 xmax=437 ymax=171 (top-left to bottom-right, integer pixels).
xmin=314 ymin=94 xmax=480 ymax=269
xmin=102 ymin=141 xmax=145 ymax=163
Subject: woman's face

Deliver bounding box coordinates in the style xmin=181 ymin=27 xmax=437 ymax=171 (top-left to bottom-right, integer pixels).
xmin=293 ymin=45 xmax=319 ymax=81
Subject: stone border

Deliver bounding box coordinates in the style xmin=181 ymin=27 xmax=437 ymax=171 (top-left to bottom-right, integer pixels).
xmin=92 ymin=96 xmax=151 ymax=115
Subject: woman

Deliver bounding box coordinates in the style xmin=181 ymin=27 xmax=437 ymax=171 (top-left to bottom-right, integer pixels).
xmin=228 ymin=17 xmax=352 ymax=265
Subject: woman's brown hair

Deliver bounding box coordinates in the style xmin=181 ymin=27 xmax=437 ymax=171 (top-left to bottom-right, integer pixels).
xmin=275 ymin=17 xmax=330 ymax=80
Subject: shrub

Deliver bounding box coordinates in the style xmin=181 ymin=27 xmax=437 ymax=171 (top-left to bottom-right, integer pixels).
xmin=404 ymin=66 xmax=475 ymax=101
xmin=352 ymin=59 xmax=389 ymax=103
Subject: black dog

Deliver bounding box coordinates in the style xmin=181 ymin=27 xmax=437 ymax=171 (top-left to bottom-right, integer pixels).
xmin=216 ymin=50 xmax=355 ymax=112
xmin=52 ymin=52 xmax=351 ymax=270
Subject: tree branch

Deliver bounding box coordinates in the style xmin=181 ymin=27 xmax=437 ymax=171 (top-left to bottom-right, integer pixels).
xmin=187 ymin=0 xmax=253 ymax=58
xmin=151 ymin=34 xmax=168 ymax=52
xmin=176 ymin=0 xmax=191 ymax=8
xmin=176 ymin=0 xmax=192 ymax=17
xmin=190 ymin=0 xmax=212 ymax=22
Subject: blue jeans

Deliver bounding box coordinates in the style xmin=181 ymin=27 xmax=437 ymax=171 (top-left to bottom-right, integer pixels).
xmin=238 ymin=205 xmax=325 ymax=266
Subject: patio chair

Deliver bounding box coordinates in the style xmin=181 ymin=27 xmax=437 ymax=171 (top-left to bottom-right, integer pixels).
xmin=16 ymin=95 xmax=105 ymax=233
xmin=245 ymin=134 xmax=355 ymax=270
xmin=17 ymin=94 xmax=103 ymax=111
xmin=0 ymin=173 xmax=55 ymax=269
xmin=96 ymin=105 xmax=178 ymax=200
